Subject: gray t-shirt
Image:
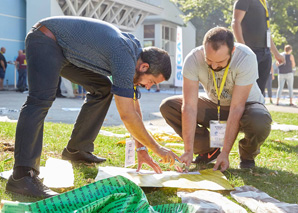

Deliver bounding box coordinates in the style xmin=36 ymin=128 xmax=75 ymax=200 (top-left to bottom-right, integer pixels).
xmin=234 ymin=0 xmax=268 ymax=49
xmin=40 ymin=16 xmax=142 ymax=98
xmin=183 ymin=43 xmax=264 ymax=106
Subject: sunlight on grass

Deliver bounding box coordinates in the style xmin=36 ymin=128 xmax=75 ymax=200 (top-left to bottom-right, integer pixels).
xmin=0 ymin=111 xmax=298 ymax=206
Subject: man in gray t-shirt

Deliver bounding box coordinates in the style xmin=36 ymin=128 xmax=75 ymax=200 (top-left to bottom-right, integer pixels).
xmin=232 ymin=0 xmax=284 ymax=94
xmin=161 ymin=27 xmax=272 ymax=172
xmin=6 ymin=16 xmax=179 ymax=198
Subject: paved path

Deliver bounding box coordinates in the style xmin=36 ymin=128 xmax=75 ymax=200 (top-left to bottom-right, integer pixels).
xmin=1 ymin=88 xmax=298 ymax=127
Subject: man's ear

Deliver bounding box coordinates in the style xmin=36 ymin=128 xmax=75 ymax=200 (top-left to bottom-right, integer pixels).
xmin=231 ymin=46 xmax=236 ymax=54
xmin=139 ymin=63 xmax=149 ymax=72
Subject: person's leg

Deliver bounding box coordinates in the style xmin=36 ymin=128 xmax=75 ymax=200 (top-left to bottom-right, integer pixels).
xmin=238 ymin=102 xmax=272 ymax=166
xmin=267 ymin=75 xmax=272 ymax=98
xmin=60 ymin=64 xmax=113 ymax=152
xmin=0 ymin=78 xmax=3 ymax=90
xmin=0 ymin=69 xmax=5 ymax=90
xmin=18 ymin=69 xmax=27 ymax=91
xmin=254 ymin=50 xmax=272 ymax=94
xmin=14 ymin=30 xmax=67 ymax=173
xmin=17 ymin=69 xmax=21 ymax=90
xmin=276 ymin=74 xmax=286 ymax=105
xmin=286 ymin=73 xmax=294 ymax=105
xmin=160 ymin=96 xmax=229 ymax=155
xmin=7 ymin=30 xmax=65 ymax=198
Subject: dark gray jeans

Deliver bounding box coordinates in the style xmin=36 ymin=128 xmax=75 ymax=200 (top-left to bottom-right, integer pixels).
xmin=253 ymin=48 xmax=272 ymax=94
xmin=160 ymin=96 xmax=272 ymax=160
xmin=14 ymin=29 xmax=113 ymax=172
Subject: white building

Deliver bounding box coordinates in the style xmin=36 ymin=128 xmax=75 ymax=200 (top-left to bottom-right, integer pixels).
xmin=0 ymin=0 xmax=196 ymax=87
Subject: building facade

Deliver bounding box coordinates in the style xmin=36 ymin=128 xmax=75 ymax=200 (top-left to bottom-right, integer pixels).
xmin=0 ymin=0 xmax=196 ymax=87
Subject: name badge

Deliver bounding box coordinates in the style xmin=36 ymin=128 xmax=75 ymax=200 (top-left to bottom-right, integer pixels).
xmin=125 ymin=138 xmax=135 ymax=167
xmin=210 ymin=120 xmax=226 ymax=148
xmin=267 ymin=30 xmax=271 ymax=48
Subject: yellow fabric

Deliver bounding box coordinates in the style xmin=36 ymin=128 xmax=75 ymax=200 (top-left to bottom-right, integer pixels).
xmin=96 ymin=167 xmax=234 ymax=191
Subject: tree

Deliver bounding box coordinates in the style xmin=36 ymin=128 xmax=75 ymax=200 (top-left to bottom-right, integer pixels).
xmin=172 ymin=0 xmax=298 ymax=56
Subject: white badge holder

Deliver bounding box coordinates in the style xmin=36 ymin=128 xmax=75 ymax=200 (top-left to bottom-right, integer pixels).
xmin=125 ymin=137 xmax=135 ymax=167
xmin=210 ymin=120 xmax=226 ymax=148
xmin=266 ymin=30 xmax=271 ymax=48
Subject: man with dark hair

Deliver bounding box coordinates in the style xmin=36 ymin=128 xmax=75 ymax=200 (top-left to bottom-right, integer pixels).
xmin=232 ymin=0 xmax=285 ymax=94
xmin=160 ymin=27 xmax=272 ymax=173
xmin=6 ymin=16 xmax=179 ymax=198
xmin=0 ymin=47 xmax=7 ymax=90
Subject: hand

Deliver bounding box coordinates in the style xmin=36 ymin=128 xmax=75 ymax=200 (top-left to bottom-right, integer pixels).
xmin=213 ymin=152 xmax=230 ymax=172
xmin=275 ymin=53 xmax=285 ymax=65
xmin=156 ymin=146 xmax=180 ymax=167
xmin=175 ymin=151 xmax=193 ymax=173
xmin=136 ymin=150 xmax=162 ymax=174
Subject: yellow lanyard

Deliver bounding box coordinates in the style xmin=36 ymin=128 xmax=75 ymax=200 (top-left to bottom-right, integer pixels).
xmin=211 ymin=63 xmax=230 ymax=121
xmin=133 ymin=86 xmax=137 ymax=101
xmin=259 ymin=0 xmax=270 ymax=29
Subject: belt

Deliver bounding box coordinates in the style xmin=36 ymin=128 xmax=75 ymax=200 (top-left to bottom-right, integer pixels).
xmin=33 ymin=23 xmax=56 ymax=41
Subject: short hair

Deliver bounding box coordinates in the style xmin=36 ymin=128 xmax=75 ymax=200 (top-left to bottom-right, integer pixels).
xmin=284 ymin=45 xmax=292 ymax=53
xmin=139 ymin=47 xmax=171 ymax=80
xmin=203 ymin=27 xmax=234 ymax=54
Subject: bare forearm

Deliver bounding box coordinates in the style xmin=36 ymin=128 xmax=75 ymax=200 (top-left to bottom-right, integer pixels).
xmin=231 ymin=21 xmax=245 ymax=44
xmin=270 ymin=37 xmax=279 ymax=57
xmin=182 ymin=106 xmax=197 ymax=153
xmin=122 ymin=113 xmax=160 ymax=152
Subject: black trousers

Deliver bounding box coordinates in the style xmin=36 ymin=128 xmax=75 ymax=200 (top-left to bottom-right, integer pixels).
xmin=14 ymin=29 xmax=113 ymax=172
xmin=253 ymin=48 xmax=272 ymax=94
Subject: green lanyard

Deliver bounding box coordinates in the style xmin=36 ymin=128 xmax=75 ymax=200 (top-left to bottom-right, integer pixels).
xmin=259 ymin=0 xmax=270 ymax=29
xmin=211 ymin=63 xmax=230 ymax=121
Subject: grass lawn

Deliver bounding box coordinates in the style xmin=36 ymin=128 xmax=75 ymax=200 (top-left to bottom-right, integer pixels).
xmin=0 ymin=111 xmax=297 ymax=210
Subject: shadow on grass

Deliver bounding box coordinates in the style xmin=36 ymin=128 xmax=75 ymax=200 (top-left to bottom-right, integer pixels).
xmin=262 ymin=138 xmax=298 ymax=154
xmin=226 ymin=167 xmax=298 ymax=204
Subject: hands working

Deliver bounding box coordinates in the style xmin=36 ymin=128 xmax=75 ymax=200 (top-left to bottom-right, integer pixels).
xmin=136 ymin=146 xmax=180 ymax=174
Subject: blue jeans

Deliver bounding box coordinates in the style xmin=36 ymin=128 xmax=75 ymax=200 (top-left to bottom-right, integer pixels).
xmin=264 ymin=72 xmax=272 ymax=98
xmin=17 ymin=68 xmax=27 ymax=90
xmin=14 ymin=29 xmax=113 ymax=172
xmin=277 ymin=73 xmax=294 ymax=99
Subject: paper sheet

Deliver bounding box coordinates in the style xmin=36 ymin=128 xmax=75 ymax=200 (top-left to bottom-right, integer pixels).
xmin=178 ymin=190 xmax=247 ymax=213
xmin=95 ymin=166 xmax=233 ymax=191
xmin=230 ymin=186 xmax=298 ymax=213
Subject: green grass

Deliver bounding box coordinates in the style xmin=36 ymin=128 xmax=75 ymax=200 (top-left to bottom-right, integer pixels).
xmin=0 ymin=111 xmax=298 ymax=209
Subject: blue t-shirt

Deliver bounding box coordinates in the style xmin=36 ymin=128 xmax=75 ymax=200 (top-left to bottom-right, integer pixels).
xmin=40 ymin=16 xmax=142 ymax=98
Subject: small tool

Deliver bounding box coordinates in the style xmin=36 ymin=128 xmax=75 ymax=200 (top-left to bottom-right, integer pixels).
xmin=175 ymin=159 xmax=189 ymax=171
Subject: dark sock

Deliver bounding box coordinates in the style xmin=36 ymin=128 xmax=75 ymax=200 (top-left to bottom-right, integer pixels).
xmin=13 ymin=166 xmax=33 ymax=179
xmin=67 ymin=147 xmax=78 ymax=152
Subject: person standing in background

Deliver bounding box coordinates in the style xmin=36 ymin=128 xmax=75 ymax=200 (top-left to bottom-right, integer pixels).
xmin=15 ymin=49 xmax=27 ymax=92
xmin=0 ymin=47 xmax=7 ymax=90
xmin=276 ymin=45 xmax=296 ymax=106
xmin=232 ymin=0 xmax=285 ymax=94
xmin=264 ymin=65 xmax=274 ymax=104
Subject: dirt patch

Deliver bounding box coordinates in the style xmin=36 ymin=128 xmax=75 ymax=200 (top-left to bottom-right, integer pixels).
xmin=0 ymin=139 xmax=15 ymax=152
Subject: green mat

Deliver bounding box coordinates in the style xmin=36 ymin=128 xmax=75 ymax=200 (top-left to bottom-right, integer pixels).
xmin=1 ymin=175 xmax=195 ymax=213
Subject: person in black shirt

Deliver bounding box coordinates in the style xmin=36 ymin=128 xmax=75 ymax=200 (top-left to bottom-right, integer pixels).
xmin=0 ymin=47 xmax=7 ymax=90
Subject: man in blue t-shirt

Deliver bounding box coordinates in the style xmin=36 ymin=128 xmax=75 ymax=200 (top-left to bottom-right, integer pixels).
xmin=6 ymin=16 xmax=179 ymax=198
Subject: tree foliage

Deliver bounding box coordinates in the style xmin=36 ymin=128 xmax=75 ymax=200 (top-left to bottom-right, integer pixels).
xmin=172 ymin=0 xmax=298 ymax=56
